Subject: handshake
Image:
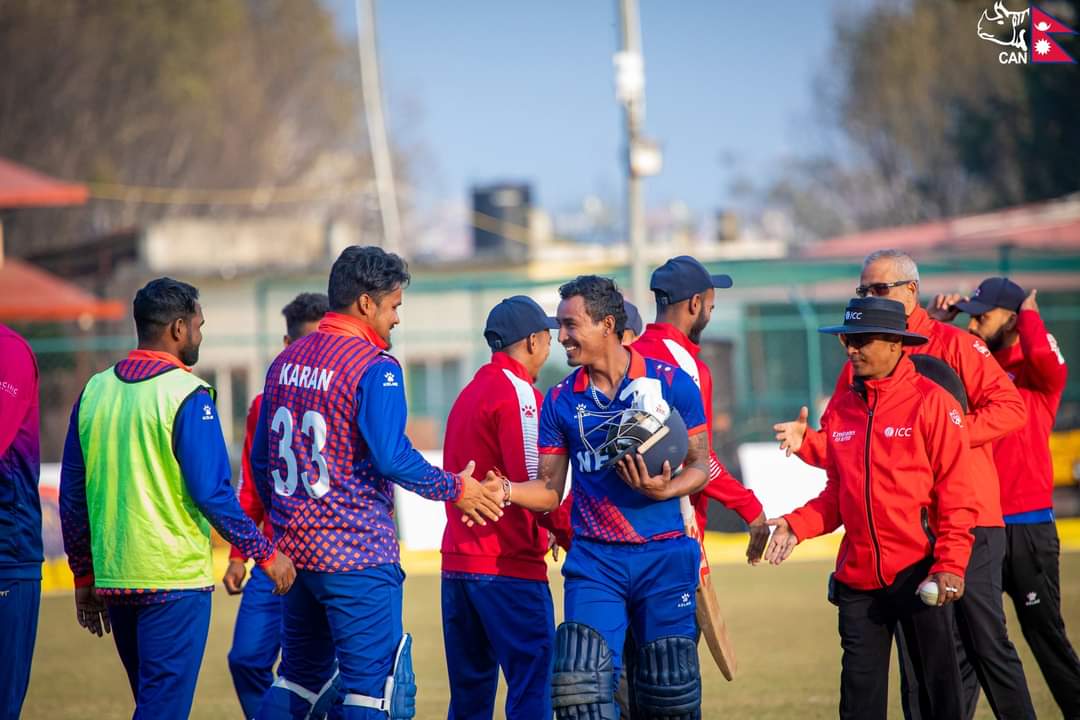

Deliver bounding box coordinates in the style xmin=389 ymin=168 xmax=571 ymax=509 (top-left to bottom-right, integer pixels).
xmin=453 ymin=461 xmax=512 ymax=527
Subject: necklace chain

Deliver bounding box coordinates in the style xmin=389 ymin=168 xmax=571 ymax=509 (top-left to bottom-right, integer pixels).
xmin=588 ymin=355 xmax=629 ymax=411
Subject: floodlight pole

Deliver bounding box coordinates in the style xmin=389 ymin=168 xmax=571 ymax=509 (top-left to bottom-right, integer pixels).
xmin=617 ymin=0 xmax=648 ymax=309
xmin=356 ymin=0 xmax=402 ymax=254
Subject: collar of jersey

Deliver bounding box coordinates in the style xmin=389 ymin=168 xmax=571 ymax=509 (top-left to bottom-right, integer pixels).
xmin=573 ymin=347 xmax=647 ymax=393
xmin=638 ymin=322 xmax=700 ymax=356
xmin=126 ymin=349 xmax=191 ymax=372
xmin=490 ymin=351 xmax=533 ymax=383
xmin=317 ymin=311 xmax=389 ymax=350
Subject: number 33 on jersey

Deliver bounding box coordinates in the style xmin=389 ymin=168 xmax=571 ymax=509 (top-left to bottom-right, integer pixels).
xmin=271 ymin=406 xmax=329 ymax=499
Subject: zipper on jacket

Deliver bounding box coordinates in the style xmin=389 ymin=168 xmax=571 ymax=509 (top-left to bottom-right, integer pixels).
xmin=862 ymin=388 xmax=887 ymax=588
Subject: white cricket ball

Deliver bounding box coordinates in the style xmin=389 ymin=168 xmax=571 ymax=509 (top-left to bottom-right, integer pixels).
xmin=918 ymin=580 xmax=939 ymax=606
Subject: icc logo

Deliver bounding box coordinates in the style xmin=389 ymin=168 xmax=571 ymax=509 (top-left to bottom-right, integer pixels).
xmin=884 ymin=426 xmax=912 ymax=438
xmin=845 ymin=311 xmax=863 ymax=321
xmin=977 ymin=2 xmax=1077 ymax=64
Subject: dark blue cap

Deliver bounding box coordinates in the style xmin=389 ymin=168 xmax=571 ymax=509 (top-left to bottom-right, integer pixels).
xmin=623 ymin=299 xmax=643 ymax=336
xmin=954 ymin=277 xmax=1025 ymax=316
xmin=484 ymin=295 xmax=558 ymax=351
xmin=650 ymin=255 xmax=733 ymax=304
xmin=818 ymin=297 xmax=928 ymax=346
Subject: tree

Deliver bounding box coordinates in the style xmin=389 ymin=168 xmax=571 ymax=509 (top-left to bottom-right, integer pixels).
xmin=0 ymin=0 xmax=380 ymax=254
xmin=768 ymin=0 xmax=1080 ymax=239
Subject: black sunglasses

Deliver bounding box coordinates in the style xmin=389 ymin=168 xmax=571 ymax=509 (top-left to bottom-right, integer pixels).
xmin=855 ymin=280 xmax=914 ymax=298
xmin=839 ymin=332 xmax=896 ymax=348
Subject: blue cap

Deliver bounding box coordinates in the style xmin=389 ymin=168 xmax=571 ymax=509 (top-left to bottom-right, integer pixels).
xmin=954 ymin=277 xmax=1025 ymax=316
xmin=623 ymin=299 xmax=643 ymax=336
xmin=484 ymin=296 xmax=558 ymax=351
xmin=650 ymin=255 xmax=733 ymax=305
xmin=818 ymin=297 xmax=928 ymax=346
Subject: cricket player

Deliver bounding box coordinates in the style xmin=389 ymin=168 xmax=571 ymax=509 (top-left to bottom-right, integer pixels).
xmin=252 ymin=246 xmax=504 ymax=720
xmin=504 ymin=275 xmax=711 ymax=719
xmin=766 ymin=297 xmax=978 ymax=720
xmin=635 ymin=255 xmax=768 ymax=555
xmin=940 ymin=278 xmax=1080 ymax=716
xmin=440 ymin=295 xmax=559 ymax=719
xmin=59 ymin=277 xmax=295 ymax=720
xmin=0 ymin=323 xmax=41 ymax=719
xmin=224 ymin=292 xmax=330 ymax=719
xmin=774 ymin=249 xmax=1034 ymax=719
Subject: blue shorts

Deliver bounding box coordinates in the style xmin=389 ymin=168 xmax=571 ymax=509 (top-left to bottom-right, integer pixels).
xmin=442 ymin=575 xmax=554 ymax=720
xmin=228 ymin=566 xmax=283 ymax=719
xmin=563 ymin=535 xmax=699 ymax=675
xmin=109 ymin=592 xmax=213 ymax=720
xmin=0 ymin=577 xmax=39 ymax=720
xmin=263 ymin=565 xmax=404 ymax=720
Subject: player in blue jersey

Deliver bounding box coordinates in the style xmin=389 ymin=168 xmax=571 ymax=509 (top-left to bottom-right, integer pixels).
xmin=252 ymin=246 xmax=505 ymax=720
xmin=503 ymin=275 xmax=711 ymax=719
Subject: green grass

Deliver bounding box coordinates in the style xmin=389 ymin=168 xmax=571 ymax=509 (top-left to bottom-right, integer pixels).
xmin=25 ymin=554 xmax=1080 ymax=719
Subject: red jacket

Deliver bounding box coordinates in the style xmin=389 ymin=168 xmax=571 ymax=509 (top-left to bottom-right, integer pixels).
xmin=798 ymin=306 xmax=1026 ymax=527
xmin=230 ymin=394 xmax=275 ymax=561
xmin=441 ymin=353 xmax=553 ymax=581
xmin=632 ymin=323 xmax=764 ymax=531
xmin=993 ymin=310 xmax=1068 ymax=517
xmin=785 ymin=356 xmax=977 ymax=591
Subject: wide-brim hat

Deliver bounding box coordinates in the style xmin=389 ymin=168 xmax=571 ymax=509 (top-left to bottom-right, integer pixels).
xmin=818 ymin=297 xmax=928 ymax=346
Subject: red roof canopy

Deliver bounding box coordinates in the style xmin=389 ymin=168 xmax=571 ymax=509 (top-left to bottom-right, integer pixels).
xmin=802 ymin=196 xmax=1080 ymax=259
xmin=0 ymin=258 xmax=123 ymax=322
xmin=0 ymin=157 xmax=88 ymax=208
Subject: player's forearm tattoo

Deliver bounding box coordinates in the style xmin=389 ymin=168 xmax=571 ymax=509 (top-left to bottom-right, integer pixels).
xmin=539 ymin=453 xmax=568 ymax=499
xmin=685 ymin=433 xmax=708 ymax=475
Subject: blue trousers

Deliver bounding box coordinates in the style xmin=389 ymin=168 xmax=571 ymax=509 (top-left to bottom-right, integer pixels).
xmin=229 ymin=566 xmax=283 ymax=719
xmin=0 ymin=578 xmax=40 ymax=720
xmin=442 ymin=576 xmax=555 ymax=720
xmin=563 ymin=536 xmax=699 ymax=676
xmin=258 ymin=565 xmax=404 ymax=720
xmin=109 ymin=592 xmax=213 ymax=720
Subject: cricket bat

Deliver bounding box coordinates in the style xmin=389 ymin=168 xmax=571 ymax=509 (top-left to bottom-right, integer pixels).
xmin=680 ymin=496 xmax=737 ymax=681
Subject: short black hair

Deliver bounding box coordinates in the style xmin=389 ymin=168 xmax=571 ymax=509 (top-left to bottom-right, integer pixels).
xmin=558 ymin=275 xmax=627 ymax=335
xmin=282 ymin=292 xmax=329 ymax=340
xmin=327 ymin=246 xmax=411 ymax=311
xmin=133 ymin=277 xmax=199 ymax=342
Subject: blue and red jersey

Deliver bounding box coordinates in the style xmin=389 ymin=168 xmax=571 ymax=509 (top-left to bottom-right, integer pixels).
xmin=0 ymin=324 xmax=42 ymax=580
xmin=251 ymin=312 xmax=462 ymax=573
xmin=538 ymin=348 xmax=707 ymax=544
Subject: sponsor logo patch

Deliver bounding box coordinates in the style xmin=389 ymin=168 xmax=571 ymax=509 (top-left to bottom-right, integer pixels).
xmin=950 ymin=408 xmax=963 ymax=426
xmin=1025 ymin=591 xmax=1041 ymax=606
xmin=884 ymin=426 xmax=912 ymax=438
xmin=832 ymin=430 xmax=857 ymax=443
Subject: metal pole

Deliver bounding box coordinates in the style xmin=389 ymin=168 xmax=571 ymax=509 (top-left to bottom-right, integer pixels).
xmin=356 ymin=0 xmax=402 ymax=254
xmin=791 ymin=291 xmax=823 ymax=417
xmin=617 ymin=0 xmax=648 ymax=309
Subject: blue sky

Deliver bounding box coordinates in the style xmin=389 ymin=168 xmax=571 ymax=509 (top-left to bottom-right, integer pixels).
xmin=327 ymin=1 xmax=843 ymax=217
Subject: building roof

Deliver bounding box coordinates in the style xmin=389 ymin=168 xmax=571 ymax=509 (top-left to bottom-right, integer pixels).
xmin=802 ymin=194 xmax=1080 ymax=259
xmin=0 ymin=157 xmax=88 ymax=208
xmin=0 ymin=258 xmax=124 ymax=322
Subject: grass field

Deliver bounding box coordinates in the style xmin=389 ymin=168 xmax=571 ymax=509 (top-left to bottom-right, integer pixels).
xmin=24 ymin=550 xmax=1080 ymax=719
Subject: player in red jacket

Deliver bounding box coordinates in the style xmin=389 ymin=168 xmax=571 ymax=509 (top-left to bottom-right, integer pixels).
xmin=440 ymin=295 xmax=560 ymax=720
xmin=940 ymin=278 xmax=1079 ymax=717
xmin=773 ymin=249 xmax=1033 ymax=719
xmin=222 ymin=293 xmax=328 ymax=720
xmin=766 ymin=297 xmax=977 ymax=720
xmin=635 ymin=256 xmax=768 ymax=555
